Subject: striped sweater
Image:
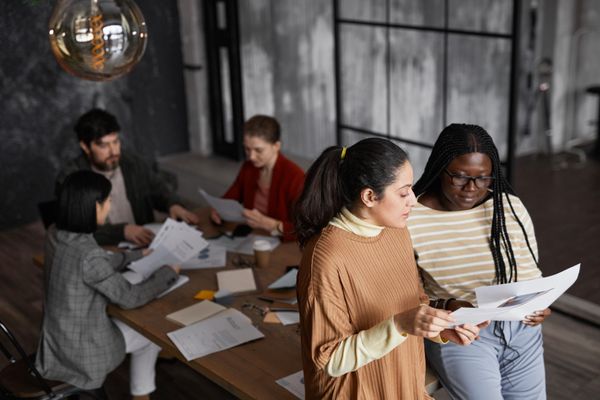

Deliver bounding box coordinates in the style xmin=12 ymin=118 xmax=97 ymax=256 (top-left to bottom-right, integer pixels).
xmin=407 ymin=194 xmax=541 ymax=304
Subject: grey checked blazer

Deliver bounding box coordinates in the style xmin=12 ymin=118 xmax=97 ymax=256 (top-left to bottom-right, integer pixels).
xmin=35 ymin=226 xmax=178 ymax=389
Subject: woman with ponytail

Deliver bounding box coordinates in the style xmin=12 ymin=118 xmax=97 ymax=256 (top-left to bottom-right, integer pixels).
xmin=295 ymin=138 xmax=483 ymax=399
xmin=408 ymin=124 xmax=548 ymax=400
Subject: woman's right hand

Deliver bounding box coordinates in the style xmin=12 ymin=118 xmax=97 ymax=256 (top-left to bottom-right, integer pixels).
xmin=394 ymin=305 xmax=455 ymax=338
xmin=169 ymin=264 xmax=181 ymax=274
xmin=210 ymin=208 xmax=222 ymax=225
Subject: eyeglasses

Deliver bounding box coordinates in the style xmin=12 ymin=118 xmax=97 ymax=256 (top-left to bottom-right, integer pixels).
xmin=241 ymin=303 xmax=268 ymax=316
xmin=232 ymin=255 xmax=256 ymax=269
xmin=444 ymin=170 xmax=494 ymax=188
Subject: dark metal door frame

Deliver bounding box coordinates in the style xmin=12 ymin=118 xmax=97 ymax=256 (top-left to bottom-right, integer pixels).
xmin=204 ymin=0 xmax=245 ymax=160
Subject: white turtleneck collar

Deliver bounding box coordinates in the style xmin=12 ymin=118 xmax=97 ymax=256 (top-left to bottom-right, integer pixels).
xmin=329 ymin=207 xmax=384 ymax=237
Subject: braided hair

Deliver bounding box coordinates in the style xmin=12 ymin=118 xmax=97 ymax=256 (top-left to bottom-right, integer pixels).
xmin=414 ymin=123 xmax=538 ymax=284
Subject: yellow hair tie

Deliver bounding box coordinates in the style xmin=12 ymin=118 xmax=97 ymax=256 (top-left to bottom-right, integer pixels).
xmin=340 ymin=147 xmax=347 ymax=160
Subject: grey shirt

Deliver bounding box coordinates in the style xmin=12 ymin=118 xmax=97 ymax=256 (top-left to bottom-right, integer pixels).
xmin=35 ymin=227 xmax=178 ymax=389
xmin=92 ymin=166 xmax=136 ymax=225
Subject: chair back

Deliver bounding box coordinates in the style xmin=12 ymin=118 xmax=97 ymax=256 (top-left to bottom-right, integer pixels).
xmin=0 ymin=319 xmax=53 ymax=398
xmin=37 ymin=200 xmax=58 ymax=229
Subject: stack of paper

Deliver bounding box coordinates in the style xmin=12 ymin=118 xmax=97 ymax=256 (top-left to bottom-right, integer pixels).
xmin=166 ymin=300 xmax=227 ymax=326
xmin=128 ymin=218 xmax=208 ymax=280
xmin=167 ymin=308 xmax=264 ymax=361
xmin=121 ymin=219 xmax=208 ymax=298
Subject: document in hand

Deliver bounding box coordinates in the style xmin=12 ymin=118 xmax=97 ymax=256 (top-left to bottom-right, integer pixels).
xmin=199 ymin=188 xmax=245 ymax=223
xmin=128 ymin=219 xmax=208 ymax=280
xmin=451 ymin=264 xmax=581 ymax=326
xmin=167 ymin=308 xmax=264 ymax=361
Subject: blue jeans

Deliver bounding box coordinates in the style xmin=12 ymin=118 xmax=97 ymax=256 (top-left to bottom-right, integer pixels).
xmin=426 ymin=322 xmax=546 ymax=400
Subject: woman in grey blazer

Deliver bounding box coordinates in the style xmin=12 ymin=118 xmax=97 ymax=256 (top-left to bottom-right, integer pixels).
xmin=36 ymin=171 xmax=179 ymax=399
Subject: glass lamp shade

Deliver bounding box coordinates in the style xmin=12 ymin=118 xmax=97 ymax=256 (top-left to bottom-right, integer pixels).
xmin=48 ymin=0 xmax=148 ymax=81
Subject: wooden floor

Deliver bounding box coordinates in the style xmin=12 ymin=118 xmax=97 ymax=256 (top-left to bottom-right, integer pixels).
xmin=1 ymin=221 xmax=599 ymax=399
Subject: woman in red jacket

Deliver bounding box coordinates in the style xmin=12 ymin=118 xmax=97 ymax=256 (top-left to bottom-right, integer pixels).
xmin=211 ymin=115 xmax=305 ymax=241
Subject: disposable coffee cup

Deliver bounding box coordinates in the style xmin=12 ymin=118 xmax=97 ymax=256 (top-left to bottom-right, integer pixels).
xmin=253 ymin=239 xmax=272 ymax=268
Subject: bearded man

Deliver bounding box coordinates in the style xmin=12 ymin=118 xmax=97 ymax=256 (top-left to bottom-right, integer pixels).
xmin=56 ymin=108 xmax=198 ymax=246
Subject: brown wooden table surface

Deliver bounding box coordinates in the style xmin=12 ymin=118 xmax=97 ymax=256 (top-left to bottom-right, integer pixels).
xmin=33 ymin=209 xmax=439 ymax=398
xmin=111 ymin=241 xmax=304 ymax=400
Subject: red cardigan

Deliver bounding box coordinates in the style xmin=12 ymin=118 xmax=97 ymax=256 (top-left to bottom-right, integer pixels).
xmin=223 ymin=154 xmax=305 ymax=242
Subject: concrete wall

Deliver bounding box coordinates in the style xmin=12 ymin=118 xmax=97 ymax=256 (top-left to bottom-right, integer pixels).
xmin=0 ymin=1 xmax=189 ymax=229
xmin=238 ymin=0 xmax=337 ymax=158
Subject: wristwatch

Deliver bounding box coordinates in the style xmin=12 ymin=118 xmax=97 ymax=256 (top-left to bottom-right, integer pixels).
xmin=270 ymin=221 xmax=283 ymax=237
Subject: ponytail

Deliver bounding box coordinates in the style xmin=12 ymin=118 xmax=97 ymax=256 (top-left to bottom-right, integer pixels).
xmin=295 ymin=138 xmax=409 ymax=247
xmin=295 ymin=146 xmax=344 ymax=247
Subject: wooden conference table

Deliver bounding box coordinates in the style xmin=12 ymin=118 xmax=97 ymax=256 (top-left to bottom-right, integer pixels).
xmin=33 ymin=211 xmax=439 ymax=399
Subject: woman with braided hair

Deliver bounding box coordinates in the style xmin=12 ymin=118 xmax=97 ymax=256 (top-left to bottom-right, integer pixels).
xmin=407 ymin=124 xmax=549 ymax=400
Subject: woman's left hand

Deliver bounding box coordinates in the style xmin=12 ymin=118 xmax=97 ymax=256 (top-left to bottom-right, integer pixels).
xmin=242 ymin=208 xmax=278 ymax=232
xmin=440 ymin=320 xmax=490 ymax=345
xmin=523 ymin=308 xmax=551 ymax=326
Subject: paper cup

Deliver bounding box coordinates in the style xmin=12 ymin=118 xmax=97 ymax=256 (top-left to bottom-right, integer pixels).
xmin=253 ymin=239 xmax=272 ymax=268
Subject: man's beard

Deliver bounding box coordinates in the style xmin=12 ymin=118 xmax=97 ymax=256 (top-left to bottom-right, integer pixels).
xmin=92 ymin=155 xmax=120 ymax=171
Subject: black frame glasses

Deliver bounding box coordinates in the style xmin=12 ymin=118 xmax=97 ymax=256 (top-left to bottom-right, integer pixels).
xmin=444 ymin=170 xmax=494 ymax=188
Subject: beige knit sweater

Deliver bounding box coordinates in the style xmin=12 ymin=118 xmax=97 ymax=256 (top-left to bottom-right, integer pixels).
xmin=297 ymin=221 xmax=431 ymax=399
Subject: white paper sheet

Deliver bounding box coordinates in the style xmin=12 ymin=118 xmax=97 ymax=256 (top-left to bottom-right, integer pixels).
xmin=150 ymin=218 xmax=183 ymax=250
xmin=128 ymin=219 xmax=208 ymax=279
xmin=216 ymin=268 xmax=257 ymax=294
xmin=268 ymin=269 xmax=298 ymax=289
xmin=451 ymin=264 xmax=580 ymax=325
xmin=181 ymin=245 xmax=227 ymax=269
xmin=167 ymin=308 xmax=264 ymax=361
xmin=199 ymin=189 xmax=246 ymax=223
xmin=276 ymin=370 xmax=305 ymax=399
xmin=275 ymin=311 xmax=300 ymax=326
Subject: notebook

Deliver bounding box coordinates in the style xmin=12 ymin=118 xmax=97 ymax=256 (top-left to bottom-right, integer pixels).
xmin=166 ymin=300 xmax=227 ymax=326
xmin=216 ymin=268 xmax=257 ymax=294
